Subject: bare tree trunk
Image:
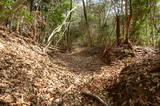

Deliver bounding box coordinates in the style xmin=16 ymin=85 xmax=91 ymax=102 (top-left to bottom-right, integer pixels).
xmin=125 ymin=15 xmax=131 ymax=43
xmin=33 ymin=15 xmax=37 ymax=40
xmin=82 ymin=0 xmax=92 ymax=47
xmin=121 ymin=0 xmax=125 ymax=37
xmin=116 ymin=15 xmax=121 ymax=46
xmin=16 ymin=18 xmax=20 ymax=32
xmin=124 ymin=0 xmax=132 ymax=49
xmin=66 ymin=0 xmax=72 ymax=51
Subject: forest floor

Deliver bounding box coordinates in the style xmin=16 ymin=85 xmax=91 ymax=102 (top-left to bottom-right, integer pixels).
xmin=0 ymin=27 xmax=159 ymax=106
xmin=47 ymin=44 xmax=158 ymax=106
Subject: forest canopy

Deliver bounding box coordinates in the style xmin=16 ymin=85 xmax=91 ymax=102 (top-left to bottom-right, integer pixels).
xmin=0 ymin=0 xmax=160 ymax=49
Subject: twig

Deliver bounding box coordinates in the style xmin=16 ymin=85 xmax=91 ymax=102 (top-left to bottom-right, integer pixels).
xmin=82 ymin=92 xmax=108 ymax=106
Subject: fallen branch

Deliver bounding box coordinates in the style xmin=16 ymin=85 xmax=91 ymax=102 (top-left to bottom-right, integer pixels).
xmin=45 ymin=6 xmax=77 ymax=50
xmin=55 ymin=22 xmax=70 ymax=47
xmin=82 ymin=92 xmax=108 ymax=106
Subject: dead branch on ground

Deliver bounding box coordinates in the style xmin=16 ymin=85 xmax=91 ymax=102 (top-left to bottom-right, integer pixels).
xmin=82 ymin=92 xmax=108 ymax=106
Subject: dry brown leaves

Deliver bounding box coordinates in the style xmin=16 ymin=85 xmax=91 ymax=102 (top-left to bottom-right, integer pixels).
xmin=107 ymin=51 xmax=160 ymax=106
xmin=0 ymin=27 xmax=159 ymax=106
xmin=0 ymin=28 xmax=75 ymax=105
xmin=0 ymin=28 xmax=117 ymax=105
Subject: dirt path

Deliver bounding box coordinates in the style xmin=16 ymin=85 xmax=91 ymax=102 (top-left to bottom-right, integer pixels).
xmin=48 ymin=46 xmax=125 ymax=105
xmin=48 ymin=45 xmax=158 ymax=105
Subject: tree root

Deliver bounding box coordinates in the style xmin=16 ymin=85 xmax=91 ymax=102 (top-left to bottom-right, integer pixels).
xmin=81 ymin=92 xmax=108 ymax=106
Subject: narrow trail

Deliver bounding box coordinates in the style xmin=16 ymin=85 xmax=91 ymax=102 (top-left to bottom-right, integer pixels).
xmin=48 ymin=45 xmax=157 ymax=105
xmin=51 ymin=46 xmax=123 ymax=75
xmin=49 ymin=46 xmax=125 ymax=105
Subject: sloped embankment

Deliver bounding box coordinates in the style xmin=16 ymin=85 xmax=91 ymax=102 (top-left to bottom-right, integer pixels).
xmin=0 ymin=28 xmax=79 ymax=105
xmin=107 ymin=53 xmax=160 ymax=106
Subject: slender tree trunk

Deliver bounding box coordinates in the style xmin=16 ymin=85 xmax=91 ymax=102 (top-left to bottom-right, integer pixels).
xmin=66 ymin=0 xmax=72 ymax=51
xmin=121 ymin=0 xmax=125 ymax=38
xmin=82 ymin=0 xmax=92 ymax=47
xmin=116 ymin=15 xmax=121 ymax=46
xmin=125 ymin=15 xmax=131 ymax=43
xmin=16 ymin=18 xmax=20 ymax=32
xmin=33 ymin=15 xmax=37 ymax=40
xmin=124 ymin=0 xmax=132 ymax=49
xmin=125 ymin=0 xmax=129 ymax=42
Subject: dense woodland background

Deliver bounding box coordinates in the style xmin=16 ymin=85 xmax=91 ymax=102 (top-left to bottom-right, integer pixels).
xmin=0 ymin=0 xmax=160 ymax=49
xmin=0 ymin=0 xmax=160 ymax=106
